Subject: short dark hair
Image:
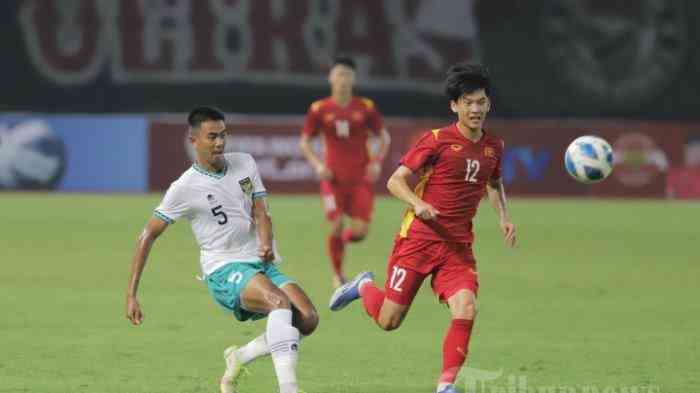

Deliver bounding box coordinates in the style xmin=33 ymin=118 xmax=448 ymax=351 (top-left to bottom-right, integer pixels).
xmin=188 ymin=106 xmax=225 ymax=129
xmin=332 ymin=55 xmax=356 ymax=70
xmin=445 ymin=63 xmax=491 ymax=101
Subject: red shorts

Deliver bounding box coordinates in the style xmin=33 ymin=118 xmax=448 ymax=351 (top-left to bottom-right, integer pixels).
xmin=384 ymin=237 xmax=478 ymax=306
xmin=320 ymin=180 xmax=374 ymax=221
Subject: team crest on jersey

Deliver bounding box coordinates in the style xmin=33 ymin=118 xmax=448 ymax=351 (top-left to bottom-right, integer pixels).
xmin=323 ymin=113 xmax=335 ymax=124
xmin=351 ymin=111 xmax=365 ymax=122
xmin=238 ymin=177 xmax=253 ymax=195
xmin=484 ymin=147 xmax=495 ymax=157
xmin=206 ymin=194 xmax=217 ymax=204
xmin=451 ymin=144 xmax=463 ymax=151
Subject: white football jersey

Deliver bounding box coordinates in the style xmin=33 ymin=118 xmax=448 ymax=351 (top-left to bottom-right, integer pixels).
xmin=154 ymin=153 xmax=277 ymax=275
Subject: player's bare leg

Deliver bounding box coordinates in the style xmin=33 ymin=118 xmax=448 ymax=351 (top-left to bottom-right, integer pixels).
xmin=327 ymin=217 xmax=346 ymax=288
xmin=331 ymin=217 xmax=370 ymax=287
xmin=220 ymin=274 xmax=301 ymax=393
xmin=374 ymin=298 xmax=409 ymax=331
xmin=220 ymin=282 xmax=318 ymax=393
xmin=342 ymin=218 xmax=369 ymax=243
xmin=437 ymin=289 xmax=477 ymax=393
xmin=281 ymin=283 xmax=319 ymax=336
xmin=329 ymin=272 xmax=411 ymax=331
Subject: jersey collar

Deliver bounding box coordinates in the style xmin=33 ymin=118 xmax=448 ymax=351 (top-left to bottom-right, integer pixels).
xmin=193 ymin=161 xmax=228 ymax=179
xmin=329 ymin=95 xmax=355 ymax=109
xmin=452 ymin=122 xmax=486 ymax=144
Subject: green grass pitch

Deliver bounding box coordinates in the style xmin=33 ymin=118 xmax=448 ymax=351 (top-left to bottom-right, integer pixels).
xmin=1 ymin=193 xmax=698 ymax=393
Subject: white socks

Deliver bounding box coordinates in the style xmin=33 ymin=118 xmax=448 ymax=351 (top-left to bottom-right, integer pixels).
xmin=266 ymin=309 xmax=300 ymax=393
xmin=234 ymin=332 xmax=307 ymax=366
xmin=234 ymin=334 xmax=269 ymax=365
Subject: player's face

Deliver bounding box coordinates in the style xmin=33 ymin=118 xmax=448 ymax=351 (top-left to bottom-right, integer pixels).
xmin=328 ymin=64 xmax=355 ymax=96
xmin=451 ymin=89 xmax=491 ymax=131
xmin=191 ymin=120 xmax=227 ymax=167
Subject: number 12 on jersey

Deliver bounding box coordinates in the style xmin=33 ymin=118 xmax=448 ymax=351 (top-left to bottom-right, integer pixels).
xmin=389 ymin=266 xmax=407 ymax=292
xmin=465 ymin=159 xmax=480 ymax=183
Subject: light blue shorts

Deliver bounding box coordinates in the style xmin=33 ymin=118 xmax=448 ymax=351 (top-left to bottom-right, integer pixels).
xmin=205 ymin=262 xmax=294 ymax=321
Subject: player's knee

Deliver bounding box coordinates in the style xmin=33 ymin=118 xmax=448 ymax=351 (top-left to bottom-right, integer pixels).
xmin=378 ymin=319 xmax=402 ymax=331
xmin=454 ymin=300 xmax=477 ymax=320
xmin=448 ymin=290 xmax=478 ymax=320
xmin=292 ymin=302 xmax=319 ymax=336
xmin=265 ymin=289 xmax=291 ymax=310
xmin=349 ymin=230 xmax=366 ymax=242
xmin=299 ymin=309 xmax=319 ymax=336
xmin=463 ymin=302 xmax=477 ymax=320
xmin=377 ymin=313 xmax=403 ymax=331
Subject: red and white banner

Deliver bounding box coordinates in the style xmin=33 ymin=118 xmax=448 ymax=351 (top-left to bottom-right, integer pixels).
xmin=19 ymin=0 xmax=479 ymax=91
xmin=148 ymin=115 xmax=700 ymax=199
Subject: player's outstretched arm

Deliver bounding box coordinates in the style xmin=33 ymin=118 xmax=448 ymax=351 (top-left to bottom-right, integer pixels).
xmin=486 ymin=177 xmax=516 ymax=247
xmin=252 ymin=197 xmax=274 ymax=262
xmin=125 ymin=217 xmax=169 ymax=325
xmin=299 ymin=134 xmax=332 ymax=180
xmin=387 ymin=165 xmax=439 ymax=220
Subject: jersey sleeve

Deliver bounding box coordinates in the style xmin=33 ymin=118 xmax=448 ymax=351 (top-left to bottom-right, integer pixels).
xmin=154 ymin=182 xmax=190 ymax=224
xmin=364 ymin=98 xmax=384 ymax=134
xmin=302 ymin=101 xmax=322 ymax=136
xmin=400 ymin=131 xmax=439 ymax=172
xmin=490 ymin=140 xmax=505 ymax=180
xmin=250 ymin=157 xmax=267 ymax=199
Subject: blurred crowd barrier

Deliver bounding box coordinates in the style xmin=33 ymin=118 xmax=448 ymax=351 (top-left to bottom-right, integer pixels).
xmin=1 ymin=1 xmax=698 ymax=118
xmin=1 ymin=114 xmax=699 ymax=199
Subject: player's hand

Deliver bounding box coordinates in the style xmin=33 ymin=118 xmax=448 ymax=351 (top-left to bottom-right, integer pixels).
xmin=315 ymin=164 xmax=333 ymax=181
xmin=501 ymin=220 xmax=516 ymax=248
xmin=365 ymin=161 xmax=382 ymax=183
xmin=258 ymin=244 xmax=274 ymax=262
xmin=126 ymin=296 xmax=144 ymax=326
xmin=414 ymin=201 xmax=439 ymax=221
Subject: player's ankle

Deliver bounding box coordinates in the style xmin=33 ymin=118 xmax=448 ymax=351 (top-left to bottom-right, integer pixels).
xmin=358 ymin=278 xmax=373 ymax=295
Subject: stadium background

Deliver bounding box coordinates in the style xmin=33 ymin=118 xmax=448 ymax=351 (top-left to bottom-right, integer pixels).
xmin=1 ymin=1 xmax=698 ymax=393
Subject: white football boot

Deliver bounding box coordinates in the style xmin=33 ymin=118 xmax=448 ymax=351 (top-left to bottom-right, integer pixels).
xmin=220 ymin=346 xmax=246 ymax=393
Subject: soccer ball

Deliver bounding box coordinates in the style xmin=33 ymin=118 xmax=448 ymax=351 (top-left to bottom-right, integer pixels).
xmin=564 ymin=135 xmax=614 ymax=184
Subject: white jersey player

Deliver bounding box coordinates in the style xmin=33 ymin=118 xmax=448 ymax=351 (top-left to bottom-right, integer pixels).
xmin=155 ymin=151 xmax=277 ymax=275
xmin=126 ymin=107 xmax=318 ymax=393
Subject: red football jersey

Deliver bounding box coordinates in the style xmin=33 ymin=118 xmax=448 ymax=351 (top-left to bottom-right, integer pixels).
xmin=302 ymin=96 xmax=384 ymax=183
xmin=398 ymin=124 xmax=504 ymax=243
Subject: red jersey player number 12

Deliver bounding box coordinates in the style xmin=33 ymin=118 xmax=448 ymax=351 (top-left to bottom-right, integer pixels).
xmin=329 ymin=63 xmax=516 ymax=393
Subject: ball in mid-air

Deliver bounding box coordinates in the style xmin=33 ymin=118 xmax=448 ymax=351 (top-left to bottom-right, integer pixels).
xmin=564 ymin=135 xmax=614 ymax=184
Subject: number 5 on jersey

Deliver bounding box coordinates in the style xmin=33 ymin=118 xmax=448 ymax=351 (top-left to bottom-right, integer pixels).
xmin=211 ymin=205 xmax=228 ymax=225
xmin=389 ymin=266 xmax=407 ymax=292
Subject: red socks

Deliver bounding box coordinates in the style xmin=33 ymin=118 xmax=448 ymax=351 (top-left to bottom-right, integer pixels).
xmin=329 ymin=230 xmax=365 ymax=278
xmin=359 ymin=281 xmax=385 ymax=321
xmin=327 ymin=235 xmax=344 ymax=277
xmin=359 ymin=284 xmax=475 ymax=385
xmin=356 ymin=276 xmax=475 ymax=386
xmin=439 ymin=319 xmax=474 ymax=385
